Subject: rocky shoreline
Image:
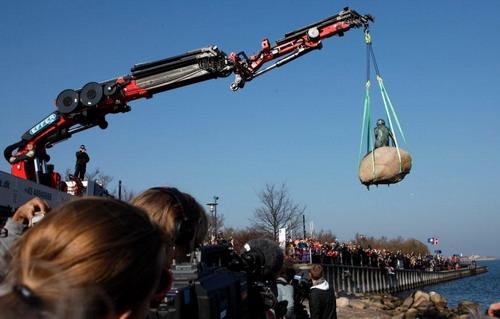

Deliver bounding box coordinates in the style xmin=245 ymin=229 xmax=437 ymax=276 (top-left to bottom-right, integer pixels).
xmin=334 ymin=290 xmax=487 ymax=319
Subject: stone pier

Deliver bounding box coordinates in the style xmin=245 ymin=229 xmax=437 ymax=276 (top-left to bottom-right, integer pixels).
xmin=313 ymin=264 xmax=488 ymax=294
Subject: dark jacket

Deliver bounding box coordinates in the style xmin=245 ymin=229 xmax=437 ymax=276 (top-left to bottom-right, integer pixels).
xmin=309 ymin=280 xmax=336 ymax=319
xmin=75 ymin=151 xmax=90 ymax=166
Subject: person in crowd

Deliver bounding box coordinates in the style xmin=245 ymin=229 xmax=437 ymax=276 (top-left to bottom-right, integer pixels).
xmin=374 ymin=118 xmax=395 ymax=148
xmin=74 ymin=144 xmax=90 ymax=180
xmin=385 ymin=262 xmax=397 ymax=289
xmin=0 ymin=197 xmax=50 ymax=250
xmin=276 ymin=264 xmax=295 ymax=319
xmin=0 ymin=197 xmax=168 ymax=319
xmin=488 ymin=302 xmax=500 ymax=317
xmin=309 ymin=264 xmax=336 ymax=319
xmin=131 ymin=186 xmax=208 ymax=265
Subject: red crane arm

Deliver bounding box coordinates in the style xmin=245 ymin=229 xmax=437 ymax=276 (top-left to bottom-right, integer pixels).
xmin=227 ymin=7 xmax=372 ymax=90
xmin=5 ymin=7 xmax=372 ymax=187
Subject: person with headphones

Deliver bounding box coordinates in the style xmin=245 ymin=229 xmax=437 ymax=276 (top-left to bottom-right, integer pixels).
xmin=0 ymin=197 xmax=169 ymax=319
xmin=131 ymin=187 xmax=208 ymax=265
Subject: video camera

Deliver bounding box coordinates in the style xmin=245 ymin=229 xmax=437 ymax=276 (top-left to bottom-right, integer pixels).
xmin=290 ymin=271 xmax=312 ymax=319
xmin=292 ymin=272 xmax=311 ymax=301
xmin=149 ymin=238 xmax=284 ymax=319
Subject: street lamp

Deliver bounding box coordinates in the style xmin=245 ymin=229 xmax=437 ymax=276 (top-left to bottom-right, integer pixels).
xmin=206 ymin=196 xmax=219 ymax=241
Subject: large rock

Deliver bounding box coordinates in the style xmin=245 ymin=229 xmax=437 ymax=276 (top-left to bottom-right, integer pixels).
xmin=429 ymin=291 xmax=447 ymax=311
xmin=412 ymin=291 xmax=430 ymax=308
xmin=359 ymin=146 xmax=412 ymax=186
xmin=350 ymin=300 xmax=368 ymax=310
xmin=404 ymin=308 xmax=418 ymax=319
xmin=457 ymin=300 xmax=480 ymax=315
xmin=336 ymin=297 xmax=350 ymax=308
xmin=401 ymin=295 xmax=414 ymax=310
xmin=414 ymin=300 xmax=435 ymax=313
xmin=333 ymin=293 xmax=478 ymax=319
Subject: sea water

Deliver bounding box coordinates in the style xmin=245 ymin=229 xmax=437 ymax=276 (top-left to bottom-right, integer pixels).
xmin=423 ymin=260 xmax=500 ymax=313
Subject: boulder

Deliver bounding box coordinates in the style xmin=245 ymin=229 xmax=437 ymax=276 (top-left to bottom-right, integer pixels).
xmin=404 ymin=308 xmax=418 ymax=319
xmin=336 ymin=297 xmax=350 ymax=308
xmin=370 ymin=302 xmax=390 ymax=310
xmin=412 ymin=291 xmax=430 ymax=308
xmin=429 ymin=291 xmax=447 ymax=311
xmin=350 ymin=300 xmax=368 ymax=310
xmin=414 ymin=300 xmax=435 ymax=313
xmin=457 ymin=300 xmax=480 ymax=315
xmin=359 ymin=146 xmax=412 ymax=186
xmin=401 ymin=295 xmax=414 ymax=310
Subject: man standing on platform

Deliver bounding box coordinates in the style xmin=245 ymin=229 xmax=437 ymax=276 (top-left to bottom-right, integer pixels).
xmin=74 ymin=145 xmax=90 ymax=180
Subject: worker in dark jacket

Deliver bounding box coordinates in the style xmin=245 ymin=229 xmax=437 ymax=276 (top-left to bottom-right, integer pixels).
xmin=74 ymin=145 xmax=90 ymax=180
xmin=309 ymin=264 xmax=336 ymax=319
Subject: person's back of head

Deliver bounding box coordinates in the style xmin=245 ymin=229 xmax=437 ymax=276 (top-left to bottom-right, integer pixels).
xmin=309 ymin=264 xmax=324 ymax=281
xmin=131 ymin=187 xmax=208 ymax=264
xmin=0 ymin=197 xmax=167 ymax=319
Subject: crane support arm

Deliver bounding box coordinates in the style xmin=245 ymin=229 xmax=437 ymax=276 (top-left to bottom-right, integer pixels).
xmin=5 ymin=7 xmax=372 ymax=187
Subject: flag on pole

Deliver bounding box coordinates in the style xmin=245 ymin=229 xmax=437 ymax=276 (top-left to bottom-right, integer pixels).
xmin=427 ymin=237 xmax=439 ymax=245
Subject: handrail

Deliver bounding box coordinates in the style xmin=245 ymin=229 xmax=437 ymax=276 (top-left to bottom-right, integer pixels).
xmin=319 ymin=264 xmax=487 ymax=294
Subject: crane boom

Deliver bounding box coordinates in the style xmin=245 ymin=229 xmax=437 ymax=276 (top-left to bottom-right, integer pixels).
xmin=4 ymin=7 xmax=373 ymax=188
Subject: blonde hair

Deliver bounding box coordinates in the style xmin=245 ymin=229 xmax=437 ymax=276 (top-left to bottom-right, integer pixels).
xmin=131 ymin=187 xmax=208 ymax=262
xmin=0 ymin=197 xmax=166 ymax=318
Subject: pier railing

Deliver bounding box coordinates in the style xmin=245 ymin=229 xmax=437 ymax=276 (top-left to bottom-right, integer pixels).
xmin=319 ymin=264 xmax=487 ymax=294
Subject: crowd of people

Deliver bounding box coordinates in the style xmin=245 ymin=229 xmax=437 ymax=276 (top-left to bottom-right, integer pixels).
xmin=0 ymin=187 xmax=209 ymax=319
xmin=286 ymin=238 xmax=466 ymax=271
xmin=0 ymin=192 xmax=498 ymax=319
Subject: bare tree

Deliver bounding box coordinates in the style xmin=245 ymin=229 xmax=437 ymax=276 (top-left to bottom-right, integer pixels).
xmin=119 ymin=185 xmax=136 ymax=202
xmin=353 ymin=233 xmax=429 ymax=255
xmin=85 ymin=168 xmax=113 ymax=189
xmin=316 ymin=229 xmax=337 ymax=243
xmin=222 ymin=226 xmax=271 ymax=251
xmin=250 ymin=183 xmax=305 ymax=241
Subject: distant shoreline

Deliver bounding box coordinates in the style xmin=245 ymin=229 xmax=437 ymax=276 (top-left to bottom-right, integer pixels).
xmin=461 ymin=256 xmax=497 ymax=261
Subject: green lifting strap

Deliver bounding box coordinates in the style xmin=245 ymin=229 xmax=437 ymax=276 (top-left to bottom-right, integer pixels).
xmin=359 ymin=30 xmax=373 ymax=160
xmin=377 ymin=76 xmax=406 ymax=143
xmin=359 ymin=30 xmax=378 ymax=179
xmin=359 ymin=80 xmax=372 ymax=159
xmin=359 ymin=29 xmax=408 ymax=177
xmin=367 ymin=33 xmax=406 ymax=145
xmin=359 ymin=81 xmax=377 ymax=179
xmin=377 ymin=75 xmax=403 ymax=172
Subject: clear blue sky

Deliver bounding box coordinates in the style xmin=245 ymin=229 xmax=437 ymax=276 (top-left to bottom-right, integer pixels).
xmin=1 ymin=1 xmax=499 ymax=257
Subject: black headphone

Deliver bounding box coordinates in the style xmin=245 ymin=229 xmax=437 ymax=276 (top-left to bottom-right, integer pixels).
xmin=150 ymin=187 xmax=196 ymax=246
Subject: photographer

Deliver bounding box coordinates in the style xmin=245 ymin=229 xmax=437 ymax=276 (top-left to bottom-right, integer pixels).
xmin=132 ymin=187 xmax=292 ymax=319
xmin=0 ymin=197 xmax=168 ymax=319
xmin=131 ymin=186 xmax=208 ymax=266
xmin=0 ymin=197 xmax=49 ymax=249
xmin=309 ymin=264 xmax=336 ymax=319
xmin=276 ymin=265 xmax=295 ymax=319
xmin=488 ymin=302 xmax=500 ymax=318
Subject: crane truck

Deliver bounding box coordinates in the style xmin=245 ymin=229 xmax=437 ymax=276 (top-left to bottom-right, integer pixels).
xmin=1 ymin=7 xmax=373 ymax=218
